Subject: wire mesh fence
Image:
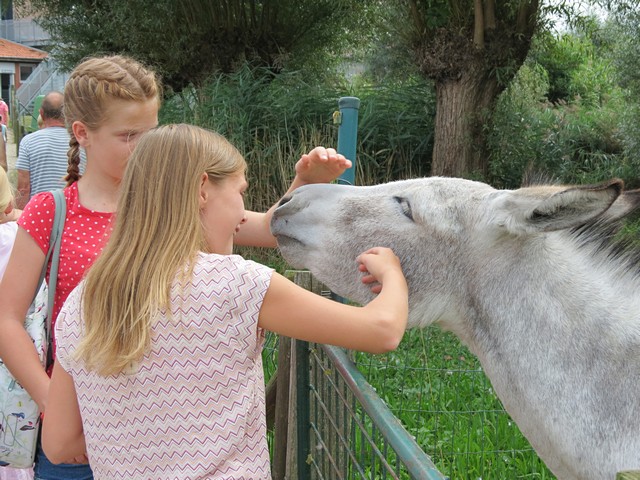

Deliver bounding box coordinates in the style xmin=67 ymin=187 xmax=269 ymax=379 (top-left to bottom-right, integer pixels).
xmin=305 ymin=343 xmax=445 ymax=480
xmin=353 ymin=328 xmax=553 ymax=479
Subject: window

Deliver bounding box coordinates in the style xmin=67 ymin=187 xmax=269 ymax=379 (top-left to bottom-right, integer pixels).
xmin=20 ymin=64 xmax=35 ymax=82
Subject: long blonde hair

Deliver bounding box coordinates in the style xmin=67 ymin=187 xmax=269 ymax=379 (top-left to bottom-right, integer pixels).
xmin=77 ymin=124 xmax=247 ymax=376
xmin=64 ymin=55 xmax=162 ymax=185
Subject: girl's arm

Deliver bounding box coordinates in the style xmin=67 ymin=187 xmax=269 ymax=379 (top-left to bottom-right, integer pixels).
xmin=258 ymin=247 xmax=408 ymax=353
xmin=41 ymin=360 xmax=88 ymax=464
xmin=234 ymin=146 xmax=351 ymax=247
xmin=0 ymin=228 xmax=51 ymax=411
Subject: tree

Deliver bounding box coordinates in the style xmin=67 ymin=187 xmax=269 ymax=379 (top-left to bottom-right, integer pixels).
xmin=382 ymin=0 xmax=550 ymax=177
xmin=20 ymin=0 xmax=366 ymax=92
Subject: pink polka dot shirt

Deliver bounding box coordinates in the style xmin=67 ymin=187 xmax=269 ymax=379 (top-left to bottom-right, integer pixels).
xmin=18 ymin=182 xmax=114 ymax=369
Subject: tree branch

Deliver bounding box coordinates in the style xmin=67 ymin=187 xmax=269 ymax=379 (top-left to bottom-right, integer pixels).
xmin=516 ymin=0 xmax=540 ymax=36
xmin=409 ymin=0 xmax=426 ymax=34
xmin=473 ymin=0 xmax=484 ymax=48
xmin=483 ymin=0 xmax=496 ymax=30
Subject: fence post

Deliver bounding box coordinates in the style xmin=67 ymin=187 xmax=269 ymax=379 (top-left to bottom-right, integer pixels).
xmin=289 ymin=97 xmax=360 ymax=478
xmin=335 ymin=96 xmax=360 ymax=186
xmin=271 ymin=336 xmax=291 ymax=479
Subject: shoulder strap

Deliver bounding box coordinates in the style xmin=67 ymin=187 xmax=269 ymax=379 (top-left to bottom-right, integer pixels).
xmin=30 ymin=189 xmax=66 ymax=363
xmin=47 ymin=189 xmax=67 ymax=322
xmin=32 ymin=190 xmax=66 ymax=302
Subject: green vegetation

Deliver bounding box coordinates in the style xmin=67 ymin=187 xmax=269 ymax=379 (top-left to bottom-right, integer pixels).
xmin=25 ymin=0 xmax=368 ymax=92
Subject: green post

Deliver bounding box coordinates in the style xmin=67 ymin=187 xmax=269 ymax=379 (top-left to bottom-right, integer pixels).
xmin=336 ymin=96 xmax=360 ymax=185
xmin=617 ymin=472 xmax=640 ymax=480
xmin=295 ymin=339 xmax=311 ymax=479
xmin=332 ymin=96 xmax=360 ymax=308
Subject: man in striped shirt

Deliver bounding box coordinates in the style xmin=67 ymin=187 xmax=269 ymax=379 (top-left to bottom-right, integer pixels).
xmin=16 ymin=91 xmax=70 ymax=209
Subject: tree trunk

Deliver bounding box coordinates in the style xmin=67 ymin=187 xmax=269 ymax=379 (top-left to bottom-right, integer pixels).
xmin=430 ymin=69 xmax=501 ymax=178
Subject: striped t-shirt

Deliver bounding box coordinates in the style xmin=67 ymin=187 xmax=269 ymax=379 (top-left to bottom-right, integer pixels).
xmin=56 ymin=253 xmax=274 ymax=479
xmin=16 ymin=126 xmax=71 ymax=198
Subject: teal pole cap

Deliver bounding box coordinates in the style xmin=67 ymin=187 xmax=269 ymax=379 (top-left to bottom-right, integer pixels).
xmin=338 ymin=97 xmax=360 ymax=110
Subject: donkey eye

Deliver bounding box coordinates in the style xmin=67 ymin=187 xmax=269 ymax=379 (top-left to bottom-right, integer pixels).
xmin=393 ymin=196 xmax=413 ymax=221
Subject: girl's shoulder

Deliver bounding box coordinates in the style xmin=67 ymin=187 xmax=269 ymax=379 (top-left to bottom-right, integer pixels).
xmin=191 ymin=253 xmax=274 ymax=297
xmin=20 ymin=184 xmax=75 ymax=215
xmin=195 ymin=252 xmax=274 ymax=276
xmin=17 ymin=185 xmax=74 ymax=253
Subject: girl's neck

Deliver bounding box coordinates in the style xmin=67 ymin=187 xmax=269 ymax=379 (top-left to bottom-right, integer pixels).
xmin=76 ymin=174 xmax=120 ymax=213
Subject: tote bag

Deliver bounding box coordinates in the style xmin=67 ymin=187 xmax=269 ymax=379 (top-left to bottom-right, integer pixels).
xmin=0 ymin=189 xmax=66 ymax=469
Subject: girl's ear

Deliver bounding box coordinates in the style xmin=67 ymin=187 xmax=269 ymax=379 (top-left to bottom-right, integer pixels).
xmin=199 ymin=173 xmax=209 ymax=208
xmin=72 ymin=121 xmax=90 ymax=147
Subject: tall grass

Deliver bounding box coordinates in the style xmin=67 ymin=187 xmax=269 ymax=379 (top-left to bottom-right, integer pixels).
xmin=160 ymin=66 xmax=436 ymax=200
xmin=160 ymin=66 xmax=437 ymax=267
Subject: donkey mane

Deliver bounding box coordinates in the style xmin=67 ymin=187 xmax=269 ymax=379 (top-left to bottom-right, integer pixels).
xmin=522 ymin=173 xmax=640 ymax=279
xmin=571 ymin=217 xmax=640 ymax=280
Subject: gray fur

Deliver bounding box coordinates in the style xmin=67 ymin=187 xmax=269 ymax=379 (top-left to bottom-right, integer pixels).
xmin=270 ymin=177 xmax=640 ymax=480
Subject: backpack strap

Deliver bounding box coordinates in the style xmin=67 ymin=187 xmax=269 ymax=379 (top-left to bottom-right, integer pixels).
xmin=30 ymin=189 xmax=67 ymax=368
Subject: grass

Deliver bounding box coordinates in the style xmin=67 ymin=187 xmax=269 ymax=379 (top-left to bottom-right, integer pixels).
xmin=354 ymin=328 xmax=554 ymax=479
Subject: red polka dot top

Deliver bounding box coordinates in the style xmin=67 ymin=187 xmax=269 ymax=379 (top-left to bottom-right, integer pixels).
xmin=18 ymin=182 xmax=114 ymax=369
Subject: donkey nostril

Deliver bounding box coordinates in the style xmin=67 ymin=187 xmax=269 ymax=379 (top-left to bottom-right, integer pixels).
xmin=278 ymin=195 xmax=292 ymax=208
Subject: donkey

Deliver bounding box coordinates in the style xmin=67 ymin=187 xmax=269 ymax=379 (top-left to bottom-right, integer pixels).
xmin=270 ymin=177 xmax=640 ymax=480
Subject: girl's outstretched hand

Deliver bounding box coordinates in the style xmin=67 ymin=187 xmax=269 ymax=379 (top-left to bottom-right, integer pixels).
xmin=295 ymin=147 xmax=352 ymax=185
xmin=357 ymin=247 xmax=405 ymax=294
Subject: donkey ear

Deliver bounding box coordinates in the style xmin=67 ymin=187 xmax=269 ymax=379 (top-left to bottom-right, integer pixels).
xmin=492 ymin=179 xmax=624 ymax=234
xmin=599 ymin=188 xmax=640 ymax=222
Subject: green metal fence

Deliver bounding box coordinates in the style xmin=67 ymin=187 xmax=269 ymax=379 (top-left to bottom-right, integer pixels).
xmin=352 ymin=329 xmax=552 ymax=479
xmin=265 ymin=270 xmax=447 ymax=479
xmin=304 ymin=343 xmax=446 ymax=479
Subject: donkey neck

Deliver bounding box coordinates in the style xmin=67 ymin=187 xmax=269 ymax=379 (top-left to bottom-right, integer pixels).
xmin=443 ymin=231 xmax=640 ymax=479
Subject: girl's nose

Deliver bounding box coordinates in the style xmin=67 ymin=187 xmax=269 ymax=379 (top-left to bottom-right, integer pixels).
xmin=240 ymin=216 xmax=247 ymax=224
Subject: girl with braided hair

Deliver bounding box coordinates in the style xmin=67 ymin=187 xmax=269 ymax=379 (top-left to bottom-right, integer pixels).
xmin=0 ymin=56 xmax=350 ymax=479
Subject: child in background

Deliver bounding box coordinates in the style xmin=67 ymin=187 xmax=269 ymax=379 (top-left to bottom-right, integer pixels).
xmin=41 ymin=124 xmax=408 ymax=479
xmin=0 ymin=55 xmax=351 ymax=480
xmin=0 ymin=115 xmax=7 ymax=142
xmin=0 ymin=168 xmax=20 ymax=282
xmin=0 ymin=168 xmax=33 ymax=480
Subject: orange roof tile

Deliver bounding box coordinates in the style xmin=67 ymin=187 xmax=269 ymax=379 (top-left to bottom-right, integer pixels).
xmin=0 ymin=38 xmax=47 ymax=61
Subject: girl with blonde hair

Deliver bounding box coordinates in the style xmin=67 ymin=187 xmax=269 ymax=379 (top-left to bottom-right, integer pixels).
xmin=0 ymin=55 xmax=350 ymax=480
xmin=41 ymin=124 xmax=408 ymax=479
xmin=0 ymin=168 xmax=20 ymax=278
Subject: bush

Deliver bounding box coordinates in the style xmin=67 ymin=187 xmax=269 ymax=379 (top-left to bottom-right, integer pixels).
xmin=487 ymin=61 xmax=636 ymax=189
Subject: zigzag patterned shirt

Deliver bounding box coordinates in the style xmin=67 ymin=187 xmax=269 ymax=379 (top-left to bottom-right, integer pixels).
xmin=55 ymin=252 xmax=274 ymax=479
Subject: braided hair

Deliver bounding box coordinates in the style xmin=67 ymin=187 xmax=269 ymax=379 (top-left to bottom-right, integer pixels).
xmin=64 ymin=56 xmax=162 ymax=185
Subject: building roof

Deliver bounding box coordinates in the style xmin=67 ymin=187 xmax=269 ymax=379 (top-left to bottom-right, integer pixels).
xmin=0 ymin=38 xmax=47 ymax=62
